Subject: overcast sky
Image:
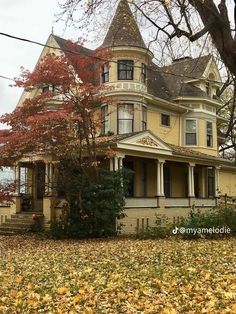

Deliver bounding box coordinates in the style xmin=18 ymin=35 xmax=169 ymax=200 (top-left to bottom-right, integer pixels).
xmin=0 ymin=0 xmax=99 ymax=116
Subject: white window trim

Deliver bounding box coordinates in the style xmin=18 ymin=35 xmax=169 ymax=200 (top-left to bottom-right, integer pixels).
xmin=184 ymin=118 xmax=198 ymax=146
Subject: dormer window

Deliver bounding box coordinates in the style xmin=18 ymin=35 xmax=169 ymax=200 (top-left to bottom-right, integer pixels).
xmin=101 ymin=64 xmax=109 ymax=83
xmin=141 ymin=63 xmax=147 ymax=83
xmin=118 ymin=60 xmax=134 ymax=80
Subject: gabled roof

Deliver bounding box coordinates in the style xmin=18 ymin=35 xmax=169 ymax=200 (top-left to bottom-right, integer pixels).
xmin=160 ymin=55 xmax=212 ymax=98
xmin=52 ymin=34 xmax=92 ymax=56
xmin=101 ymin=0 xmax=147 ymax=49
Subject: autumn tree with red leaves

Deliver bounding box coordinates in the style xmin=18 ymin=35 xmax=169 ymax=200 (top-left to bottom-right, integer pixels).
xmin=0 ymin=44 xmax=110 ymax=166
xmin=0 ymin=42 xmax=130 ymax=238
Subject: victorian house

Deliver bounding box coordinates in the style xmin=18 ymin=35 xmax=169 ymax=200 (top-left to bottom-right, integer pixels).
xmin=0 ymin=0 xmax=236 ymax=233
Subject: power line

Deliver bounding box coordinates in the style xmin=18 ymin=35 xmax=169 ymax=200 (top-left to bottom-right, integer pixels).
xmin=0 ymin=31 xmax=222 ymax=84
xmin=0 ymin=75 xmax=15 ymax=82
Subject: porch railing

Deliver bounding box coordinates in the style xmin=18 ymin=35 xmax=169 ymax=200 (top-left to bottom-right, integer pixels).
xmin=165 ymin=198 xmax=189 ymax=207
xmin=125 ymin=197 xmax=157 ymax=208
xmin=194 ymin=198 xmax=216 ymax=207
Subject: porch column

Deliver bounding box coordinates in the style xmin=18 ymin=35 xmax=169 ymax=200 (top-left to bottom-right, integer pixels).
xmin=14 ymin=163 xmax=21 ymax=195
xmin=215 ymin=166 xmax=220 ymax=196
xmin=48 ymin=163 xmax=53 ymax=195
xmin=45 ymin=162 xmax=49 ymax=195
xmin=156 ymin=159 xmax=165 ymax=197
xmin=110 ymin=155 xmax=124 ymax=171
xmin=188 ymin=163 xmax=195 ymax=197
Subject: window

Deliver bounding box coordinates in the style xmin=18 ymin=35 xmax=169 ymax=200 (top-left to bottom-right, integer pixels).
xmin=206 ymin=121 xmax=213 ymax=147
xmin=42 ymin=85 xmax=49 ymax=93
xmin=142 ymin=106 xmax=147 ymax=131
xmin=101 ymin=64 xmax=109 ymax=83
xmin=118 ymin=60 xmax=134 ymax=80
xmin=141 ymin=63 xmax=147 ymax=83
xmin=161 ymin=114 xmax=170 ymax=127
xmin=101 ymin=105 xmax=109 ymax=134
xmin=207 ymin=167 xmax=215 ymax=198
xmin=185 ymin=119 xmax=197 ymax=145
xmin=118 ymin=104 xmax=134 ymax=134
xmin=206 ymin=82 xmax=210 ymax=96
xmin=42 ymin=84 xmax=60 ymax=93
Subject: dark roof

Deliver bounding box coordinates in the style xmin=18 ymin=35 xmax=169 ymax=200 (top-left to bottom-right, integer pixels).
xmin=160 ymin=55 xmax=212 ymax=98
xmin=147 ymin=63 xmax=171 ymax=100
xmin=101 ymin=0 xmax=147 ymax=49
xmin=169 ymin=143 xmax=221 ymax=161
xmin=95 ymin=131 xmax=144 ymax=146
xmin=52 ymin=35 xmax=92 ymax=56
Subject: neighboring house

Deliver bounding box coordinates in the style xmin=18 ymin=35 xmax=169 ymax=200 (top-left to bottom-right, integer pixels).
xmin=1 ymin=0 xmax=236 ymax=233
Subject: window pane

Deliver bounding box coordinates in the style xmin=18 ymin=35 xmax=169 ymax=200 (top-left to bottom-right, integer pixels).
xmin=186 ymin=120 xmax=196 ymax=132
xmin=161 ymin=114 xmax=170 ymax=126
xmin=118 ymin=60 xmax=134 ymax=80
xmin=207 ymin=121 xmax=213 ymax=134
xmin=118 ymin=104 xmax=133 ymax=119
xmin=118 ymin=120 xmax=133 ymax=134
xmin=186 ymin=133 xmax=197 ymax=145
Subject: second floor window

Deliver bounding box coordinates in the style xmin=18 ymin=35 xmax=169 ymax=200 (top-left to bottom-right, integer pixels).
xmin=161 ymin=114 xmax=170 ymax=127
xmin=101 ymin=105 xmax=109 ymax=134
xmin=142 ymin=106 xmax=147 ymax=131
xmin=141 ymin=63 xmax=147 ymax=83
xmin=185 ymin=119 xmax=197 ymax=145
xmin=206 ymin=121 xmax=213 ymax=147
xmin=118 ymin=104 xmax=134 ymax=134
xmin=101 ymin=64 xmax=109 ymax=83
xmin=118 ymin=60 xmax=134 ymax=80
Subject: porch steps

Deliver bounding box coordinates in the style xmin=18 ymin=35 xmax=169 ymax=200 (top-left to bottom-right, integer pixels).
xmin=0 ymin=212 xmax=44 ymax=235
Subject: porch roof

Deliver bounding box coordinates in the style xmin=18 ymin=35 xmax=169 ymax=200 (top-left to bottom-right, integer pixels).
xmin=95 ymin=130 xmax=234 ymax=165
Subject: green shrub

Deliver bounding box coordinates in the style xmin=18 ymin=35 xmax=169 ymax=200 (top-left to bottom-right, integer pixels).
xmin=136 ymin=214 xmax=173 ymax=239
xmin=136 ymin=205 xmax=236 ymax=240
xmin=176 ymin=205 xmax=236 ymax=239
xmin=51 ymin=168 xmax=132 ymax=239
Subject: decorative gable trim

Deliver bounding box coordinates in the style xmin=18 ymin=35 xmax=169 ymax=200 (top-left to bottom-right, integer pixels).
xmin=116 ymin=130 xmax=173 ymax=156
xmin=136 ymin=136 xmax=159 ymax=147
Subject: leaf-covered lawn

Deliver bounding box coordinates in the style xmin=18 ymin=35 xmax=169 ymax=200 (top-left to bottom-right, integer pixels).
xmin=0 ymin=236 xmax=236 ymax=313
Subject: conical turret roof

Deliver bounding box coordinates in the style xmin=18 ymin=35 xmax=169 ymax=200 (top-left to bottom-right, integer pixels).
xmin=101 ymin=0 xmax=147 ymax=49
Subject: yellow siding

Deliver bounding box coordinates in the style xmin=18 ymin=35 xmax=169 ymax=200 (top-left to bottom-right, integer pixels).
xmin=219 ymin=170 xmax=236 ymax=196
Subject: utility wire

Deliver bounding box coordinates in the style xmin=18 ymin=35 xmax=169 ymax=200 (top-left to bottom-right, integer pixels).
xmin=0 ymin=31 xmax=222 ymax=84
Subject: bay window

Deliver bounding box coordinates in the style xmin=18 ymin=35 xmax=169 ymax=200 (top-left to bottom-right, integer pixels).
xmin=118 ymin=104 xmax=134 ymax=134
xmin=185 ymin=119 xmax=197 ymax=145
xmin=118 ymin=60 xmax=134 ymax=80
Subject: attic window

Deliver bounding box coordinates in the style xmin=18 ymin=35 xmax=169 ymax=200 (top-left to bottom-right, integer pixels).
xmin=118 ymin=60 xmax=134 ymax=80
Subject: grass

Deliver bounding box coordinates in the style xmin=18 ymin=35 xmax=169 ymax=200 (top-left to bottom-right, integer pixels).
xmin=0 ymin=235 xmax=236 ymax=313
